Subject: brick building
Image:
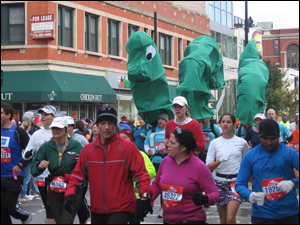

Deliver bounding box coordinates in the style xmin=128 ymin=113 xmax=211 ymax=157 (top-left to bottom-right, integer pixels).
xmin=1 ymin=1 xmax=210 ymax=121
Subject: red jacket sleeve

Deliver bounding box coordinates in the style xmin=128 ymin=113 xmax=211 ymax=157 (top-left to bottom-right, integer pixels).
xmin=126 ymin=141 xmax=153 ymax=197
xmin=192 ymin=120 xmax=206 ymax=152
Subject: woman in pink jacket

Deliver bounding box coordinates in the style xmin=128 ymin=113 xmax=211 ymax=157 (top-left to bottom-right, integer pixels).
xmin=151 ymin=127 xmax=220 ymax=224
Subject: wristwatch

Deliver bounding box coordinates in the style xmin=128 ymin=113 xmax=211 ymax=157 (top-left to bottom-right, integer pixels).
xmin=16 ymin=162 xmax=24 ymax=170
xmin=141 ymin=193 xmax=151 ymax=199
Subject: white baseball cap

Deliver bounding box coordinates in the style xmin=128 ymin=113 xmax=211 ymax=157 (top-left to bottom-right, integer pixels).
xmin=172 ymin=96 xmax=188 ymax=106
xmin=38 ymin=105 xmax=57 ymax=116
xmin=255 ymin=113 xmax=266 ymax=120
xmin=49 ymin=117 xmax=68 ymax=129
xmin=65 ymin=116 xmax=75 ymax=125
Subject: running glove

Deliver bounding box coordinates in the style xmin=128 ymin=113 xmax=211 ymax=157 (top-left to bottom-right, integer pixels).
xmin=249 ymin=192 xmax=261 ymax=204
xmin=138 ymin=199 xmax=153 ymax=222
xmin=64 ymin=195 xmax=76 ymax=214
xmin=220 ymin=153 xmax=230 ymax=163
xmin=192 ymin=192 xmax=209 ymax=206
xmin=278 ymin=180 xmax=294 ymax=194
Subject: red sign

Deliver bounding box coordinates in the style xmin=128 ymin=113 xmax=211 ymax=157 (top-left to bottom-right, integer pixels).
xmin=31 ymin=14 xmax=54 ymax=39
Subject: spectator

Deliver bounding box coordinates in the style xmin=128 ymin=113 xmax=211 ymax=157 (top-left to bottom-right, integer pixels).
xmin=134 ymin=116 xmax=148 ymax=151
xmin=119 ymin=116 xmax=132 ymax=131
xmin=89 ymin=123 xmax=100 ymax=143
xmin=280 ymin=116 xmax=290 ymax=129
xmin=128 ymin=118 xmax=135 ymax=134
xmin=289 ymin=115 xmax=298 ymax=132
xmin=245 ymin=113 xmax=266 ymax=149
xmin=267 ymin=109 xmax=293 ymax=145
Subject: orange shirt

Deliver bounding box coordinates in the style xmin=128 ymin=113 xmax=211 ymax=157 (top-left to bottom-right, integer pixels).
xmin=288 ymin=129 xmax=299 ymax=153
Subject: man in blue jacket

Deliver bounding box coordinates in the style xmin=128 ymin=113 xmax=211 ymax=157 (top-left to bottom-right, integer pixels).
xmin=235 ymin=119 xmax=299 ymax=224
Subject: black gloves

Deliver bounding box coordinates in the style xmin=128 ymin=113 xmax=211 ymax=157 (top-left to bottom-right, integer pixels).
xmin=192 ymin=192 xmax=209 ymax=206
xmin=64 ymin=195 xmax=77 ymax=214
xmin=137 ymin=199 xmax=153 ymax=222
xmin=24 ymin=149 xmax=34 ymax=159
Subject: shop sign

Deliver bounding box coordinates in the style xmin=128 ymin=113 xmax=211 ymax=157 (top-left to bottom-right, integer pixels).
xmin=80 ymin=94 xmax=102 ymax=102
xmin=224 ymin=65 xmax=238 ymax=72
xmin=1 ymin=93 xmax=13 ymax=101
xmin=118 ymin=77 xmax=130 ymax=89
xmin=30 ymin=14 xmax=54 ymax=39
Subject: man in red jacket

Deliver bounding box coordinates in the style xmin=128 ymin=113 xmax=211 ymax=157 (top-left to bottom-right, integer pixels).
xmin=64 ymin=106 xmax=153 ymax=224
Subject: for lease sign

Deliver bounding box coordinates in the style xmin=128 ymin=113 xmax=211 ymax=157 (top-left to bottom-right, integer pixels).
xmin=31 ymin=14 xmax=54 ymax=39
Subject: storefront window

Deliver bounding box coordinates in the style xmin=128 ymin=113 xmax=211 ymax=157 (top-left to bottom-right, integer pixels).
xmin=88 ymin=104 xmax=94 ymax=119
xmin=80 ymin=104 xmax=86 ymax=120
xmin=9 ymin=103 xmax=23 ymax=122
xmin=71 ymin=103 xmax=78 ymax=121
xmin=60 ymin=102 xmax=68 ymax=116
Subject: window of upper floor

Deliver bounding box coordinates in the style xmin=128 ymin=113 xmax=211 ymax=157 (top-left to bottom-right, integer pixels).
xmin=274 ymin=39 xmax=279 ymax=56
xmin=159 ymin=33 xmax=172 ymax=66
xmin=85 ymin=13 xmax=98 ymax=52
xmin=108 ymin=19 xmax=120 ymax=56
xmin=1 ymin=3 xmax=25 ymax=46
xmin=128 ymin=24 xmax=139 ymax=39
xmin=211 ymin=30 xmax=237 ymax=60
xmin=209 ymin=1 xmax=233 ymax=28
xmin=287 ymin=44 xmax=299 ymax=70
xmin=58 ymin=5 xmax=74 ymax=48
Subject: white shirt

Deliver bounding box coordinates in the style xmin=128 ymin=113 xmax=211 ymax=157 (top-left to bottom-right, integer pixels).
xmin=206 ymin=136 xmax=249 ymax=182
xmin=71 ymin=133 xmax=88 ymax=147
xmin=24 ymin=127 xmax=53 ymax=178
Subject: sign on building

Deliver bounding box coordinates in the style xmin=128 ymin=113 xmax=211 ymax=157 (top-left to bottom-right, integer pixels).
xmin=31 ymin=14 xmax=55 ymax=39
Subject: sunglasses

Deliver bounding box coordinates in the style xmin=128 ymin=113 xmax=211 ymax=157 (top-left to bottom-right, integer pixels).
xmin=175 ymin=126 xmax=182 ymax=134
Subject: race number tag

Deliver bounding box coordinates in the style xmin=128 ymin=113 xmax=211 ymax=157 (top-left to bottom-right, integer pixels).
xmin=162 ymin=184 xmax=183 ymax=208
xmin=204 ymin=133 xmax=209 ymax=144
xmin=156 ymin=142 xmax=167 ymax=153
xmin=1 ymin=148 xmax=11 ymax=163
xmin=35 ymin=177 xmax=46 ymax=187
xmin=230 ymin=181 xmax=240 ymax=197
xmin=262 ymin=177 xmax=285 ymax=201
xmin=50 ymin=176 xmax=67 ymax=193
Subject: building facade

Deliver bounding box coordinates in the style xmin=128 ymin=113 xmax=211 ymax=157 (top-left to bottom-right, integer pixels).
xmin=1 ymin=1 xmax=210 ymax=122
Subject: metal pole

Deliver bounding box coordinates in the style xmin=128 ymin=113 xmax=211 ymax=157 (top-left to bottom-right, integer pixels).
xmin=154 ymin=11 xmax=157 ymax=46
xmin=245 ymin=1 xmax=248 ymax=46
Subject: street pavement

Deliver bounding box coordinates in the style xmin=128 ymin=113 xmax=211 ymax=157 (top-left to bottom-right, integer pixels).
xmin=12 ymin=189 xmax=253 ymax=224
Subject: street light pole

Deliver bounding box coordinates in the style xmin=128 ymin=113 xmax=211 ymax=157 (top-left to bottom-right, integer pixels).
xmin=245 ymin=1 xmax=248 ymax=46
xmin=154 ymin=11 xmax=157 ymax=46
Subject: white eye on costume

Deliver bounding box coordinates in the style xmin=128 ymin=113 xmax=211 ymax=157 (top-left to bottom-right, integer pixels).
xmin=145 ymin=45 xmax=156 ymax=61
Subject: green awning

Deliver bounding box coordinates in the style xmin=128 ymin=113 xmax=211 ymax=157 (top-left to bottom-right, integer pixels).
xmin=1 ymin=70 xmax=116 ymax=103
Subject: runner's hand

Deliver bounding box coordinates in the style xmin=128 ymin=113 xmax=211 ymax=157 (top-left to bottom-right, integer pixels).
xmin=192 ymin=192 xmax=209 ymax=206
xmin=249 ymin=192 xmax=260 ymax=204
xmin=220 ymin=153 xmax=230 ymax=163
xmin=13 ymin=165 xmax=22 ymax=175
xmin=64 ymin=195 xmax=76 ymax=214
xmin=138 ymin=199 xmax=153 ymax=222
xmin=38 ymin=160 xmax=49 ymax=169
xmin=278 ymin=180 xmax=294 ymax=194
xmin=148 ymin=148 xmax=155 ymax=155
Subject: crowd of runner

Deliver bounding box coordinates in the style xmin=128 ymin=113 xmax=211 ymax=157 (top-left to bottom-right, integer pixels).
xmin=1 ymin=97 xmax=299 ymax=224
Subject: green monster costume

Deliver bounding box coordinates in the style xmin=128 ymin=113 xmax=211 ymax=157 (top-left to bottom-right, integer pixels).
xmin=235 ymin=39 xmax=269 ymax=125
xmin=177 ymin=36 xmax=225 ymax=121
xmin=126 ymin=31 xmax=174 ymax=124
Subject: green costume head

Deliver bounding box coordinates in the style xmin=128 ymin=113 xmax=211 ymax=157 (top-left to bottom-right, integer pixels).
xmin=126 ymin=31 xmax=174 ymax=124
xmin=235 ymin=39 xmax=269 ymax=125
xmin=177 ymin=36 xmax=225 ymax=121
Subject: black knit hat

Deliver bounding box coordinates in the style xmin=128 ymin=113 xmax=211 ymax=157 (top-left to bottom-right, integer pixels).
xmin=173 ymin=127 xmax=197 ymax=151
xmin=96 ymin=106 xmax=118 ymax=125
xmin=259 ymin=119 xmax=280 ymax=137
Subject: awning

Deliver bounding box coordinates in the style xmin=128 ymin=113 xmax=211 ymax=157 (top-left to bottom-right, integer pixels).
xmin=1 ymin=70 xmax=116 ymax=103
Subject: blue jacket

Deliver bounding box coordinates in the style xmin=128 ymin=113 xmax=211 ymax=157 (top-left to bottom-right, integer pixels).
xmin=134 ymin=126 xmax=147 ymax=151
xmin=235 ymin=143 xmax=299 ymax=219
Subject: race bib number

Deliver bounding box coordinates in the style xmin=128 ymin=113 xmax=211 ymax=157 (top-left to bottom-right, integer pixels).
xmin=50 ymin=176 xmax=67 ymax=193
xmin=1 ymin=148 xmax=11 ymax=163
xmin=262 ymin=177 xmax=285 ymax=201
xmin=156 ymin=142 xmax=167 ymax=153
xmin=35 ymin=177 xmax=46 ymax=187
xmin=162 ymin=184 xmax=183 ymax=208
xmin=230 ymin=181 xmax=240 ymax=197
xmin=204 ymin=133 xmax=209 ymax=144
